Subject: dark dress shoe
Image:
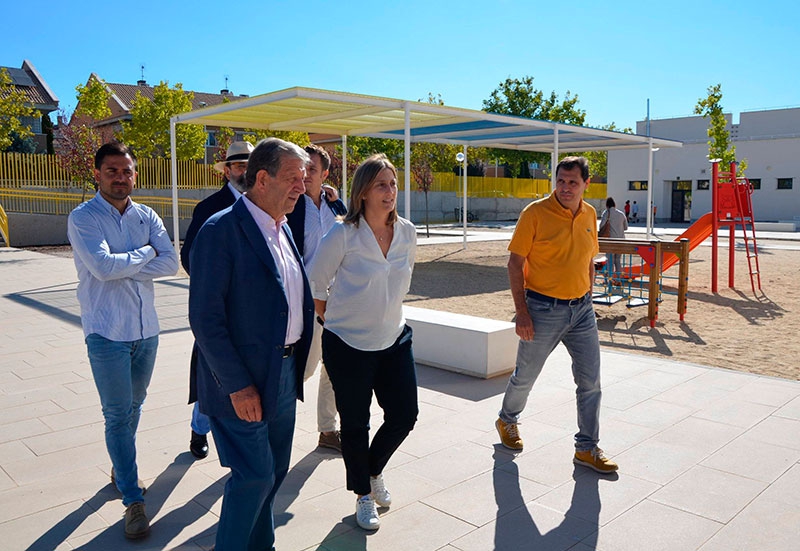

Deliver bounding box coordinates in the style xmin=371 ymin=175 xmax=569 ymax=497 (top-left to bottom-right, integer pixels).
xmin=190 ymin=430 xmax=209 ymax=459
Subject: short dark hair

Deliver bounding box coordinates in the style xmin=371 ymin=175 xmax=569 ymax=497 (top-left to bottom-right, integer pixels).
xmin=244 ymin=138 xmax=309 ymax=191
xmin=95 ymin=142 xmax=136 ymax=170
xmin=556 ymin=156 xmax=589 ymax=181
xmin=606 ymin=197 xmax=616 ymax=208
xmin=304 ymin=144 xmax=331 ymax=171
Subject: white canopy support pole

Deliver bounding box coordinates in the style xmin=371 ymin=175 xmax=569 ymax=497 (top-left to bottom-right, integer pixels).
xmin=462 ymin=144 xmax=467 ymax=250
xmin=403 ymin=104 xmax=411 ymax=220
xmin=341 ymin=135 xmax=348 ymax=204
xmin=170 ymin=120 xmax=180 ymax=258
xmin=551 ymin=126 xmax=559 ymax=193
xmin=646 ymin=137 xmax=654 ymax=238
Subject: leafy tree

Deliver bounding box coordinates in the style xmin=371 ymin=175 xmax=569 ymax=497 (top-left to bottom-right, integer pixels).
xmin=121 ymin=81 xmax=206 ymax=159
xmin=55 ymin=81 xmax=112 ymax=199
xmin=6 ymin=131 xmax=36 ymax=153
xmin=0 ymin=68 xmax=38 ymax=151
xmin=482 ymin=76 xmax=586 ymax=177
xmin=74 ymin=79 xmax=112 ymax=120
xmin=694 ymin=83 xmax=747 ymax=173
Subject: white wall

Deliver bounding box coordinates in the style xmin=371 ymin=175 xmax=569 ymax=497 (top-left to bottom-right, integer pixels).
xmin=609 ymin=109 xmax=800 ymax=223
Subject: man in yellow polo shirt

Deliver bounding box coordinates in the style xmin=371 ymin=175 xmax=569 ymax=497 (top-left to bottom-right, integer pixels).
xmin=496 ymin=156 xmax=618 ymax=474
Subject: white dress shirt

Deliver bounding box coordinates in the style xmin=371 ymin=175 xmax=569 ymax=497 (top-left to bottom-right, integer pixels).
xmin=302 ymin=190 xmax=339 ymax=265
xmin=308 ymin=216 xmax=416 ymax=351
xmin=242 ymin=195 xmax=305 ymax=345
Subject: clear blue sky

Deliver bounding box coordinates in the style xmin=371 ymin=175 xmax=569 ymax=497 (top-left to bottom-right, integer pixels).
xmin=6 ymin=0 xmax=798 ymax=132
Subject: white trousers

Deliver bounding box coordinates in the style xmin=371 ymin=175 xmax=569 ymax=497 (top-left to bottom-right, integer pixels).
xmin=303 ymin=319 xmax=338 ymax=433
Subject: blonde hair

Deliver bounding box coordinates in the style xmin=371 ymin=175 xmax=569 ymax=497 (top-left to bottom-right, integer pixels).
xmin=344 ymin=153 xmax=398 ymax=227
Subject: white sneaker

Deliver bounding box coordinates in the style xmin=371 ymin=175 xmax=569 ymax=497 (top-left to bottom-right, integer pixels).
xmin=355 ymin=495 xmax=380 ymax=530
xmin=370 ymin=474 xmax=392 ymax=507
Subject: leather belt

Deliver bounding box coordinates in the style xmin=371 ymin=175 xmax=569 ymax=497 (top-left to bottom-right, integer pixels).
xmin=282 ymin=343 xmax=296 ymax=358
xmin=526 ymin=289 xmax=589 ymax=307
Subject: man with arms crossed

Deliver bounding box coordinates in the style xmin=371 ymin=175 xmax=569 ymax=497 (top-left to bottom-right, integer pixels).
xmin=189 ymin=138 xmax=314 ymax=550
xmin=68 ymin=142 xmax=179 ymax=539
xmin=495 ymin=156 xmax=618 ymax=474
xmin=287 ymin=144 xmax=346 ymax=452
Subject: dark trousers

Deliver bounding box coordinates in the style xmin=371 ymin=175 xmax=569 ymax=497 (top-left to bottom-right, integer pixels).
xmin=209 ymin=356 xmax=297 ymax=551
xmin=322 ymin=325 xmax=418 ymax=496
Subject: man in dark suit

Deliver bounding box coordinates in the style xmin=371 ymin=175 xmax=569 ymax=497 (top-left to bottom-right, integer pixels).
xmin=188 ymin=138 xmax=313 ymax=551
xmin=182 ymin=140 xmax=254 ymax=460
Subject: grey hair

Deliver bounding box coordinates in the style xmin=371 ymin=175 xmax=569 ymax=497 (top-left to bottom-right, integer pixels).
xmin=243 ymin=138 xmax=309 ymax=191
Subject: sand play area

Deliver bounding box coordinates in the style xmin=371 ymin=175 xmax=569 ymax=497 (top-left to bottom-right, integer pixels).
xmin=407 ymin=236 xmax=800 ymax=381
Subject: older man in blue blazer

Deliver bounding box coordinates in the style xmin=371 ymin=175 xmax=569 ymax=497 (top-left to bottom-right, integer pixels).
xmin=189 ymin=138 xmax=313 ymax=551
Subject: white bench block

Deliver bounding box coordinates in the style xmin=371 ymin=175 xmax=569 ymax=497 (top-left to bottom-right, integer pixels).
xmin=403 ymin=305 xmax=517 ymax=378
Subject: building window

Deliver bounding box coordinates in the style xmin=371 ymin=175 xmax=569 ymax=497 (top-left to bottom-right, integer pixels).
xmin=628 ymin=180 xmax=648 ymax=191
xmin=777 ymin=178 xmax=793 ymax=190
xmin=206 ymin=132 xmax=217 ymax=146
xmin=20 ymin=115 xmax=42 ymax=134
xmin=697 ymin=179 xmax=710 ymax=190
xmin=749 ymin=178 xmax=761 ymax=190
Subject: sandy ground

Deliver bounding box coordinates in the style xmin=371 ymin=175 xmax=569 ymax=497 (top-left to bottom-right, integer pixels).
xmin=29 ymin=237 xmax=800 ymax=381
xmin=407 ymin=237 xmax=800 ymax=381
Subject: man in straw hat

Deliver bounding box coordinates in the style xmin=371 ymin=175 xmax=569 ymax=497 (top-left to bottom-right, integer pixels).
xmin=181 ymin=140 xmax=254 ymax=459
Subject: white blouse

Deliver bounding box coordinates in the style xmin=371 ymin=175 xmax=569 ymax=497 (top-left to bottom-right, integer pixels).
xmin=308 ymin=216 xmax=416 ymax=351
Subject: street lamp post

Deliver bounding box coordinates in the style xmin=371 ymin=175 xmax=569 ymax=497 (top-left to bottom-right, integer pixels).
xmin=457 ymin=149 xmax=467 ymax=249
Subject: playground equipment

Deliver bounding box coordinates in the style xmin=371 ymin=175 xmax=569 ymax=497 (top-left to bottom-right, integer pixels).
xmin=711 ymin=161 xmax=761 ymax=293
xmin=594 ymin=238 xmax=690 ymax=328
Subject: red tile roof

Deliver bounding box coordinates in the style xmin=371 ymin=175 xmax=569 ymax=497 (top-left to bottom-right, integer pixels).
xmin=105 ymin=81 xmax=244 ymax=111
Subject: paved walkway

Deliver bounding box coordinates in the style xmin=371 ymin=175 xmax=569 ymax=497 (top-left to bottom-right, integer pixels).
xmin=1 ymin=245 xmax=799 ymax=551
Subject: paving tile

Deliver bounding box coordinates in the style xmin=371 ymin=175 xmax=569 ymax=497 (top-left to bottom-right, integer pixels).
xmin=613 ymin=439 xmax=709 ymax=485
xmin=534 ymin=469 xmax=659 ymax=526
xmin=698 ymin=465 xmax=800 ymax=551
xmin=701 ymin=434 xmax=800 ymax=483
xmin=729 ymin=378 xmax=800 ymax=408
xmin=421 ymin=467 xmax=551 ymax=527
xmin=595 ymin=499 xmax=722 ymax=551
xmin=650 ymin=465 xmax=767 ymax=523
xmin=774 ymin=394 xmax=800 ymax=421
xmin=693 ymin=396 xmax=776 ymax=428
xmin=450 ymin=499 xmax=599 ymax=551
xmin=610 ymin=398 xmax=694 ymax=430
xmin=743 ymin=415 xmax=800 ymax=450
xmin=400 ymin=441 xmax=498 ymax=488
xmin=0 ymin=499 xmax=109 ymax=551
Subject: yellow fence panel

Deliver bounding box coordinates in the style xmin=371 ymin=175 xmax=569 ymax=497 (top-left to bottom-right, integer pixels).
xmin=0 ymin=201 xmax=9 ymax=246
xmin=0 ymin=189 xmax=198 ymax=219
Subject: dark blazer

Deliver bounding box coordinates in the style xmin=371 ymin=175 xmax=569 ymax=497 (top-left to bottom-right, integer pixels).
xmin=188 ymin=198 xmax=313 ymax=420
xmin=286 ymin=193 xmax=347 ymax=257
xmin=181 ymin=184 xmax=236 ymax=274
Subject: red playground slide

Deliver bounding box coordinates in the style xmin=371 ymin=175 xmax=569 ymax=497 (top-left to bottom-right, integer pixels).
xmin=626 ymin=212 xmax=714 ymax=277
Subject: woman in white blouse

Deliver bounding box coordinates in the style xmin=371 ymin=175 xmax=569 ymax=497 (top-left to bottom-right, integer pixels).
xmin=308 ymin=153 xmax=418 ymax=531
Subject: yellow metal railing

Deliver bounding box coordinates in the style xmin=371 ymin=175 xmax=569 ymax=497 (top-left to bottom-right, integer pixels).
xmin=0 ymin=201 xmax=9 ymax=246
xmin=0 ymin=189 xmax=198 ymax=219
xmin=1 ymin=152 xmax=607 ymax=202
xmin=0 ymin=152 xmax=221 ymax=191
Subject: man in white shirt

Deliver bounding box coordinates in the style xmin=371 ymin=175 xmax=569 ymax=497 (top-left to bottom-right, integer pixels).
xmin=287 ymin=144 xmax=346 ymax=452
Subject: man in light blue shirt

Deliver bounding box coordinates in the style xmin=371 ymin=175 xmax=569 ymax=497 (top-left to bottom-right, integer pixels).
xmin=67 ymin=142 xmax=178 ymax=540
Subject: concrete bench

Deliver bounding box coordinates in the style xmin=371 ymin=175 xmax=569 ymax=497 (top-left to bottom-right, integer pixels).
xmin=403 ymin=305 xmax=517 ymax=378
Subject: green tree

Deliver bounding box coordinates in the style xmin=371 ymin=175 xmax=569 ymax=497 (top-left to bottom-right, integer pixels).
xmin=74 ymin=79 xmax=112 ymax=120
xmin=482 ymin=76 xmax=586 ymax=177
xmin=0 ymin=68 xmax=38 ymax=151
xmin=694 ymin=83 xmax=747 ymax=173
xmin=121 ymin=81 xmax=206 ymax=159
xmin=55 ymin=81 xmax=112 ymax=199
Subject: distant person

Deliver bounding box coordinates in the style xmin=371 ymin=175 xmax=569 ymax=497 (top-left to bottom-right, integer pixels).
xmin=308 ymin=154 xmax=418 ymax=530
xmin=600 ymin=197 xmax=628 ymax=277
xmin=188 ymin=138 xmax=313 ymax=551
xmin=287 ymin=144 xmax=347 ymax=452
xmin=631 ymin=200 xmax=639 ymax=223
xmin=181 ymin=141 xmax=254 ymax=460
xmin=495 ymin=156 xmax=618 ymax=475
xmin=624 ymin=199 xmax=631 ymax=222
xmin=67 ymin=142 xmax=179 ymax=539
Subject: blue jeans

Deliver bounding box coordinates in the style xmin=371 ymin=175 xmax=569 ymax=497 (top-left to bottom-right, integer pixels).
xmin=191 ymin=401 xmax=211 ymax=435
xmin=210 ymin=355 xmax=297 ymax=551
xmin=322 ymin=325 xmax=418 ymax=496
xmin=499 ymin=294 xmax=602 ymax=451
xmin=85 ymin=333 xmax=158 ymax=506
